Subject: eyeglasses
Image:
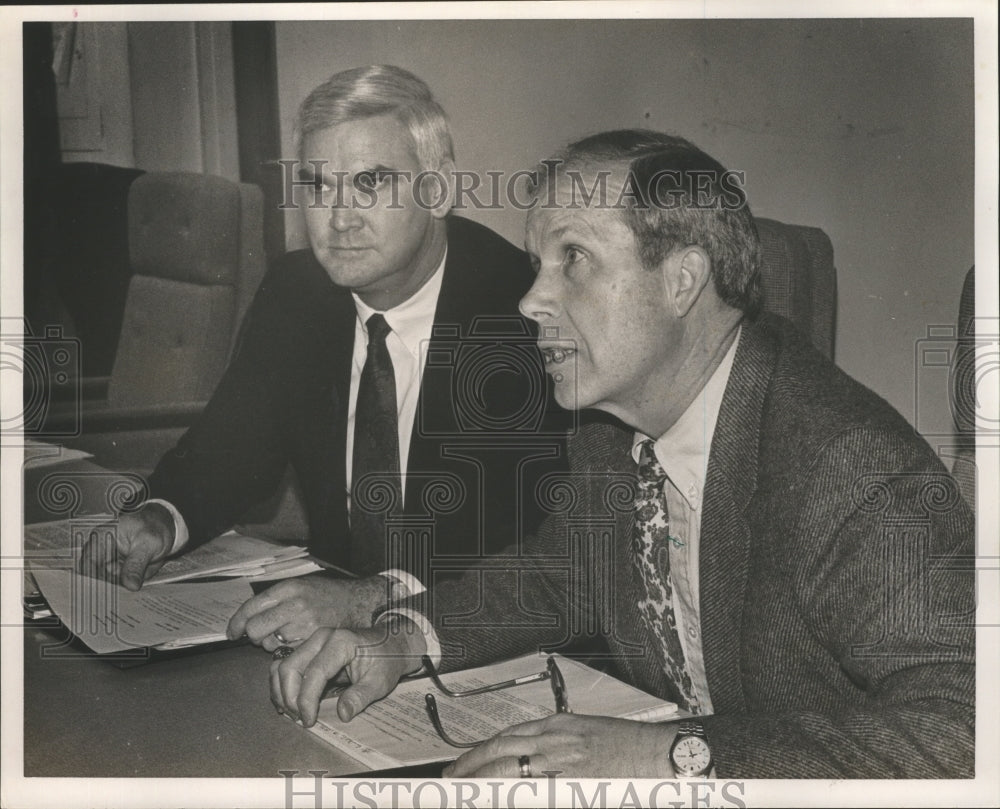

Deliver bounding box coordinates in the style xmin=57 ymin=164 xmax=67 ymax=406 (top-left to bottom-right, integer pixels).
xmin=422 ymin=654 xmax=570 ymax=748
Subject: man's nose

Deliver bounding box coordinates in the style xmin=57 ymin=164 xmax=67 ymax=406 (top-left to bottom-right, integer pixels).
xmin=329 ymin=192 xmax=363 ymax=232
xmin=518 ymin=271 xmax=560 ymax=323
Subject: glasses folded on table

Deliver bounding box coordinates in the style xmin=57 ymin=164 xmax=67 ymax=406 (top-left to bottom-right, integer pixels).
xmin=421 ymin=654 xmax=570 ymax=748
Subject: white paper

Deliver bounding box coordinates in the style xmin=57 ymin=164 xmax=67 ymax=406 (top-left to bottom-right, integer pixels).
xmin=146 ymin=531 xmax=309 ymax=585
xmin=31 ymin=569 xmax=254 ymax=654
xmin=305 ymin=652 xmax=677 ymax=769
xmin=24 ymin=518 xmax=111 ymax=557
xmin=23 ymin=439 xmax=94 ymax=468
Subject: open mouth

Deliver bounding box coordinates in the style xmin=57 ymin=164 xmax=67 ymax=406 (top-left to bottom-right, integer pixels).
xmin=541 ymin=347 xmax=577 ymax=364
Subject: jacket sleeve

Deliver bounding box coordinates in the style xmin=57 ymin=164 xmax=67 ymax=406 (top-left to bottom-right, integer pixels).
xmin=146 ymin=274 xmax=293 ymax=548
xmin=703 ymin=426 xmax=976 ymax=778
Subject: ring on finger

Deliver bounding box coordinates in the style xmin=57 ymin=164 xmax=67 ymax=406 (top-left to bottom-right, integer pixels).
xmin=272 ymin=645 xmax=295 ymax=661
xmin=518 ymin=754 xmax=532 ymax=778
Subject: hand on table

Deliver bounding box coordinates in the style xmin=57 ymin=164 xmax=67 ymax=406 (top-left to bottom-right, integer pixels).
xmin=227 ymin=573 xmax=395 ymax=651
xmin=270 ymin=619 xmax=426 ymax=726
xmin=442 ymin=714 xmax=678 ymax=778
xmin=77 ymin=503 xmax=174 ymax=591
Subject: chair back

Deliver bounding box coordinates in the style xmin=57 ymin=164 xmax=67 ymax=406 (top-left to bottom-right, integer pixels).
xmin=950 ymin=267 xmax=976 ymax=508
xmin=107 ymin=172 xmax=264 ymax=407
xmin=755 ymin=217 xmax=837 ymax=358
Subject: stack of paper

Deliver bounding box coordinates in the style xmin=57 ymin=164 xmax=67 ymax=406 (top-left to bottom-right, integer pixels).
xmin=24 ymin=522 xmax=321 ymax=585
xmin=147 ymin=532 xmax=320 ymax=584
xmin=23 ymin=571 xmax=54 ymax=619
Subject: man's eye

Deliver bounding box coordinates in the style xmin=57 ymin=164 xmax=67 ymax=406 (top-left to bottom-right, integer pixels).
xmin=298 ymin=171 xmax=325 ymax=191
xmin=354 ymin=171 xmax=388 ymax=191
xmin=565 ymin=246 xmax=584 ymax=265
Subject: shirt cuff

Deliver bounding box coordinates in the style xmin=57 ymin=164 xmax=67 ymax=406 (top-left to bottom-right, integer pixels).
xmin=376 ymin=608 xmax=442 ymax=669
xmin=375 ymin=607 xmax=441 ymax=671
xmin=379 ymin=568 xmax=427 ymax=596
xmin=375 ymin=570 xmax=437 ymax=666
xmin=145 ymin=498 xmax=189 ymax=555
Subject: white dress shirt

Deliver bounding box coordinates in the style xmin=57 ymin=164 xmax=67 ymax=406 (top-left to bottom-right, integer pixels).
xmin=346 ymin=251 xmax=446 ymax=506
xmin=629 ymin=326 xmax=741 ymax=715
xmin=154 ymin=250 xmax=447 ymax=556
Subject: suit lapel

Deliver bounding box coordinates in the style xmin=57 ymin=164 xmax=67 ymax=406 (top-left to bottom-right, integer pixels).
xmin=699 ymin=321 xmax=776 ymax=713
xmin=314 ymin=286 xmax=356 ymax=566
xmin=572 ymin=417 xmax=670 ymax=696
xmin=405 ymin=230 xmax=472 ymax=510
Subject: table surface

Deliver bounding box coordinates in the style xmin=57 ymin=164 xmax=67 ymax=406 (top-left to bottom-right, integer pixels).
xmin=20 ymin=456 xmax=368 ymax=778
xmin=22 ymin=622 xmax=368 ymax=778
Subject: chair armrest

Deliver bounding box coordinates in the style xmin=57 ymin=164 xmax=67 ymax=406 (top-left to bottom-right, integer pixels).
xmin=46 ymin=375 xmax=111 ymax=404
xmin=43 ymin=400 xmax=208 ymax=435
xmin=83 ymin=401 xmax=208 ymax=432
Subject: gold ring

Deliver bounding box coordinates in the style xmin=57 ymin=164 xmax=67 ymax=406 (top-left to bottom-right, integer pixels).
xmin=518 ymin=754 xmax=532 ymax=778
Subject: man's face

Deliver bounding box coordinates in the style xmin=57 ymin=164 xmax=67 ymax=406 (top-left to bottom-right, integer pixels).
xmin=300 ymin=114 xmax=445 ymax=308
xmin=521 ymin=172 xmax=681 ymax=424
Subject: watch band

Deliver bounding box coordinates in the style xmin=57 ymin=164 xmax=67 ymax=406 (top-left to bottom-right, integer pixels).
xmin=677 ymin=720 xmax=707 ymax=738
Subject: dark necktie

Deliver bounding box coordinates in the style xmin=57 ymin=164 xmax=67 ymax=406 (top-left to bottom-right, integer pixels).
xmin=632 ymin=438 xmax=699 ymax=713
xmin=350 ymin=313 xmax=401 ymax=575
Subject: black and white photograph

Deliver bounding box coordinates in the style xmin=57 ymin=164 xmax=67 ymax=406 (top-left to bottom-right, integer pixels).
xmin=2 ymin=3 xmax=997 ymax=808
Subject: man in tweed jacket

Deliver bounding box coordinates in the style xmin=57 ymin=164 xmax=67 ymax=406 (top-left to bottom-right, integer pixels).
xmin=269 ymin=130 xmax=975 ymax=779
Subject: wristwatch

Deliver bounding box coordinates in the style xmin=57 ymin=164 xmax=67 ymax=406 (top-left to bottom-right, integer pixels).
xmin=669 ymin=720 xmax=713 ymax=777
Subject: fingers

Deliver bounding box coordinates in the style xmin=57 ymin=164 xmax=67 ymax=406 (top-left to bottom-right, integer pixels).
xmin=270 ymin=631 xmax=320 ymax=721
xmin=271 ymin=629 xmax=357 ymax=727
xmin=78 ymin=511 xmax=170 ymax=590
xmin=228 ymin=587 xmax=284 ymax=641
xmin=119 ymin=540 xmax=158 ymax=591
xmin=78 ymin=526 xmax=117 ymax=580
xmin=444 ymin=734 xmax=552 ymax=778
xmin=471 ymin=754 xmax=556 ymax=778
xmin=228 ymin=582 xmax=323 ymax=647
xmin=442 ymin=714 xmax=575 ymax=778
xmin=334 ymin=664 xmax=391 ymax=723
xmin=270 ymin=626 xmax=416 ymax=728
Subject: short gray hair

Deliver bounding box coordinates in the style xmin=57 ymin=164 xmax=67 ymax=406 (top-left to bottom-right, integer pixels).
xmin=531 ymin=129 xmax=762 ymax=316
xmin=295 ymin=64 xmax=454 ymax=171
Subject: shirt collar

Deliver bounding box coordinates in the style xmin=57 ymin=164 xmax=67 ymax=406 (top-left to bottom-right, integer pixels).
xmin=631 ymin=326 xmax=741 ymax=510
xmin=351 ymin=247 xmax=447 ymax=358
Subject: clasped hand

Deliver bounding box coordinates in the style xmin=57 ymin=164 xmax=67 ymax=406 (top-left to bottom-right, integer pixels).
xmin=270 ymin=620 xmax=426 ymax=726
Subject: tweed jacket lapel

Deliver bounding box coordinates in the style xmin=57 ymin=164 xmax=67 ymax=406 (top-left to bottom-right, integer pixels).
xmin=568 ymin=416 xmax=678 ymax=696
xmin=698 ymin=320 xmax=777 ymax=714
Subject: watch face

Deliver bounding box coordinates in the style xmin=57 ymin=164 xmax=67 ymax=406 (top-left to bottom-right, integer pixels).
xmin=672 ymin=735 xmax=712 ymax=776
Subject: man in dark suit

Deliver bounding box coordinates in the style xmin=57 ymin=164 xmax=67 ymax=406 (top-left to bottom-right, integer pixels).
xmin=269 ymin=130 xmax=974 ymax=779
xmin=79 ymin=65 xmax=567 ymax=650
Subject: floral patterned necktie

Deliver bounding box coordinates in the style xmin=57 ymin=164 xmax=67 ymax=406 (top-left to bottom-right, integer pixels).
xmin=632 ymin=438 xmax=699 ymax=713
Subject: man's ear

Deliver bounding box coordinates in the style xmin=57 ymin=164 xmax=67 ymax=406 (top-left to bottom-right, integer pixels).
xmin=422 ymin=159 xmax=455 ymax=220
xmin=662 ymin=245 xmax=712 ymax=318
